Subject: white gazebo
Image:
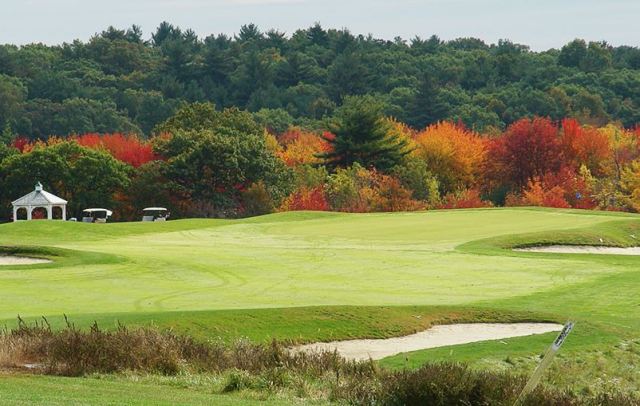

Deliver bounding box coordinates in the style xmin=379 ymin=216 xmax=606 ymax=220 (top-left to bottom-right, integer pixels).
xmin=11 ymin=182 xmax=67 ymax=221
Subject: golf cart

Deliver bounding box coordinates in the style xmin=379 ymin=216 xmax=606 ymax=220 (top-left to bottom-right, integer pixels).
xmin=142 ymin=207 xmax=169 ymax=222
xmin=82 ymin=208 xmax=113 ymax=223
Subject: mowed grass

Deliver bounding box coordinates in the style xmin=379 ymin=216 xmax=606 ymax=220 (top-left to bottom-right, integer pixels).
xmin=1 ymin=207 xmax=640 ymax=400
xmin=0 ymin=373 xmax=309 ymax=406
xmin=0 ymin=208 xmax=632 ymax=317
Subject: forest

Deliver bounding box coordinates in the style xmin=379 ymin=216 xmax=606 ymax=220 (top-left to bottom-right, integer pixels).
xmin=1 ymin=23 xmax=640 ymax=220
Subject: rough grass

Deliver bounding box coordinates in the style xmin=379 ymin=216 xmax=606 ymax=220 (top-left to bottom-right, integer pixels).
xmin=1 ymin=322 xmax=636 ymax=405
xmin=1 ymin=306 xmax=555 ymax=343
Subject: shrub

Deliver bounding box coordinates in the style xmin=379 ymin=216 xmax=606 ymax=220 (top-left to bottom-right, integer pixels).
xmin=241 ymin=181 xmax=275 ymax=216
xmin=280 ymin=186 xmax=330 ymax=211
xmin=1 ymin=321 xmax=637 ymax=405
xmin=439 ymin=189 xmax=493 ymax=209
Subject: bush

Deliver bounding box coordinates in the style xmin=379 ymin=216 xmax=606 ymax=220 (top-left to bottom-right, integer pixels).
xmin=439 ymin=189 xmax=493 ymax=209
xmin=241 ymin=181 xmax=275 ymax=216
xmin=280 ymin=186 xmax=330 ymax=211
xmin=1 ymin=321 xmax=637 ymax=405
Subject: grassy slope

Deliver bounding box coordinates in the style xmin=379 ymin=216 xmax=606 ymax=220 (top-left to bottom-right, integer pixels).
xmin=2 ymin=208 xmax=640 ymax=400
xmin=0 ymin=374 xmax=307 ymax=406
xmin=0 ymin=208 xmax=628 ymax=317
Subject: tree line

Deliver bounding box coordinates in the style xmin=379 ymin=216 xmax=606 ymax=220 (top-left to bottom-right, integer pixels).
xmin=1 ymin=98 xmax=640 ymax=221
xmin=1 ymin=22 xmax=640 ymax=143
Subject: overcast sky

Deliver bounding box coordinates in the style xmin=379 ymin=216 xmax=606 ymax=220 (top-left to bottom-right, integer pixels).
xmin=2 ymin=0 xmax=639 ymax=50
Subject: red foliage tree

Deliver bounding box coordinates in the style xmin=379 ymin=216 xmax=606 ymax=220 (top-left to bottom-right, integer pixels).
xmin=281 ymin=186 xmax=330 ymax=211
xmin=75 ymin=133 xmax=157 ymax=167
xmin=488 ymin=117 xmax=563 ymax=188
xmin=11 ymin=136 xmax=30 ymax=153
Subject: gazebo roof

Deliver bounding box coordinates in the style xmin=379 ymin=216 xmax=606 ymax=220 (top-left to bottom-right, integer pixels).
xmin=12 ymin=182 xmax=67 ymax=206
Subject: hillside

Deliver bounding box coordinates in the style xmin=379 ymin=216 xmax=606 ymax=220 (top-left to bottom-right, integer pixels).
xmin=1 ymin=23 xmax=639 ymax=140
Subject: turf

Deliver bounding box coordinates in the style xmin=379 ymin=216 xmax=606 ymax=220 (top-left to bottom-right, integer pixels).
xmin=0 ymin=208 xmax=631 ymax=317
xmin=1 ymin=207 xmax=640 ymax=399
xmin=0 ymin=374 xmax=305 ymax=405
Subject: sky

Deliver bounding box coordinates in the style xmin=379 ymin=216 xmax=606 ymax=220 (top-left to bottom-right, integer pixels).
xmin=2 ymin=0 xmax=639 ymax=50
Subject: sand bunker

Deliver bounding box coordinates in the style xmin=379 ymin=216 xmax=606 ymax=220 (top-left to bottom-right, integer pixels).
xmin=0 ymin=256 xmax=51 ymax=265
xmin=515 ymin=245 xmax=640 ymax=255
xmin=294 ymin=323 xmax=562 ymax=361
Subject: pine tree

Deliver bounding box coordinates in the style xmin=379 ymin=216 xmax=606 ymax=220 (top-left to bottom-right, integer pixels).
xmin=406 ymin=71 xmax=448 ymax=128
xmin=321 ymin=96 xmax=408 ymax=171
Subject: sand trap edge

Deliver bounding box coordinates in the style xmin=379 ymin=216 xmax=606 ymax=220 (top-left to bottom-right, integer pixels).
xmin=293 ymin=322 xmax=563 ymax=361
xmin=0 ymin=256 xmax=52 ymax=266
xmin=515 ymin=245 xmax=640 ymax=255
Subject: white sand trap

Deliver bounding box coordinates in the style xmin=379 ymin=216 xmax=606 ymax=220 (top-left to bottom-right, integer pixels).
xmin=515 ymin=245 xmax=640 ymax=255
xmin=0 ymin=256 xmax=51 ymax=265
xmin=294 ymin=323 xmax=563 ymax=361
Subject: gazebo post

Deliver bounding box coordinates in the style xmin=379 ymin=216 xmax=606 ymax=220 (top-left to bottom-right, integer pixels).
xmin=12 ymin=206 xmax=18 ymax=222
xmin=27 ymin=205 xmax=32 ymax=220
xmin=47 ymin=206 xmax=52 ymax=220
xmin=62 ymin=205 xmax=67 ymax=221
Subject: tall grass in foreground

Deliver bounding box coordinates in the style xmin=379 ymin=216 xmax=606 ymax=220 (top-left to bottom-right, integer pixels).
xmin=0 ymin=319 xmax=635 ymax=405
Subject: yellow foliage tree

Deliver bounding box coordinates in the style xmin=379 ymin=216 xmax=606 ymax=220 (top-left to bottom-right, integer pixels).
xmin=412 ymin=122 xmax=487 ymax=193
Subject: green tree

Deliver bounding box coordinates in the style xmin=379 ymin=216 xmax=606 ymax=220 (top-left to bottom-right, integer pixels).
xmin=156 ymin=105 xmax=292 ymax=216
xmin=558 ymin=39 xmax=587 ymax=68
xmin=253 ymin=108 xmax=294 ymax=134
xmin=581 ymin=41 xmax=612 ymax=72
xmin=321 ymin=95 xmax=408 ymax=171
xmin=392 ymin=156 xmax=440 ymax=204
xmin=0 ymin=122 xmax=13 ymax=145
xmin=153 ymin=102 xmax=217 ymax=135
xmin=0 ymin=74 xmax=26 ymax=127
xmin=406 ymin=70 xmax=448 ymax=128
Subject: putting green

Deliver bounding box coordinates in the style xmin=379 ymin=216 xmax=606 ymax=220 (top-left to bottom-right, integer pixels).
xmin=0 ymin=208 xmax=633 ymax=319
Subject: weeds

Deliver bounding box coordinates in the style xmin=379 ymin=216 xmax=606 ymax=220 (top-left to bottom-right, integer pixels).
xmin=1 ymin=320 xmax=637 ymax=405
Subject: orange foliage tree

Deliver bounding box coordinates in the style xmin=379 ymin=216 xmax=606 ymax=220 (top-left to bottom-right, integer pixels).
xmin=560 ymin=118 xmax=611 ymax=176
xmin=277 ymin=128 xmax=331 ymax=167
xmin=505 ymin=166 xmax=596 ymax=209
xmin=325 ymin=164 xmax=423 ymax=213
xmin=438 ymin=189 xmax=492 ymax=209
xmin=413 ymin=121 xmax=486 ymax=193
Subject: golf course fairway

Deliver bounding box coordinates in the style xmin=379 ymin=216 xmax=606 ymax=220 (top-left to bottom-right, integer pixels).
xmin=1 ymin=207 xmax=639 ymax=402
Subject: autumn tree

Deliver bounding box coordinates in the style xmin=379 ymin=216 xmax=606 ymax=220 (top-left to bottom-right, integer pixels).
xmin=488 ymin=117 xmax=563 ymax=189
xmin=560 ymin=118 xmax=610 ymax=175
xmin=412 ymin=121 xmax=486 ymax=194
xmin=75 ymin=133 xmax=157 ymax=167
xmin=277 ymin=128 xmax=331 ymax=167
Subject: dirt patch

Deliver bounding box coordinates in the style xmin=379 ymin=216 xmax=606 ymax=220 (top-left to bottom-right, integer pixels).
xmin=0 ymin=256 xmax=51 ymax=266
xmin=294 ymin=323 xmax=563 ymax=361
xmin=515 ymin=245 xmax=640 ymax=255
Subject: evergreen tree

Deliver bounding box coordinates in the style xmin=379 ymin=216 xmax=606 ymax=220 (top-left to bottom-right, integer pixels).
xmin=406 ymin=71 xmax=448 ymax=128
xmin=321 ymin=95 xmax=408 ymax=171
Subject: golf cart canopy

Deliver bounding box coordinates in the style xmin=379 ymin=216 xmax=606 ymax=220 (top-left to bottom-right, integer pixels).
xmin=143 ymin=207 xmax=168 ymax=212
xmin=82 ymin=208 xmax=113 ymax=216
